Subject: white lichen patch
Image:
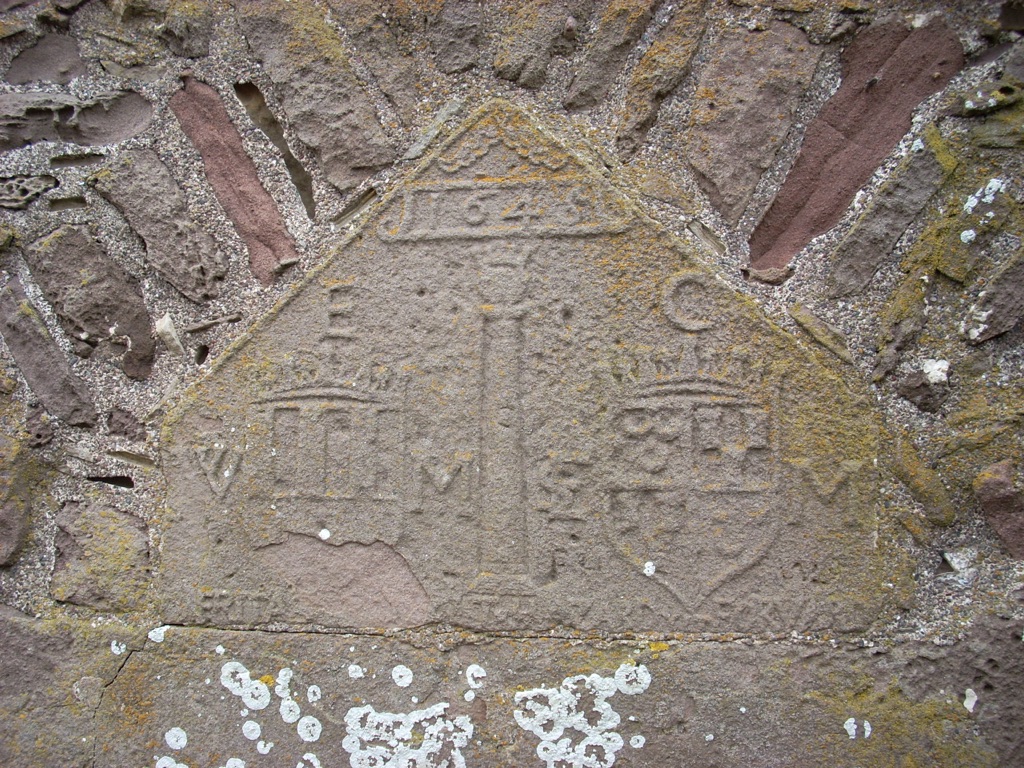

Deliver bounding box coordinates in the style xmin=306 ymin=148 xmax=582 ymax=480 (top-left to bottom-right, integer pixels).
xmin=921 ymin=359 xmax=949 ymax=384
xmin=148 ymin=626 xmax=170 ymax=643
xmin=465 ymin=664 xmax=486 ymax=689
xmin=964 ymin=688 xmax=978 ymax=713
xmin=111 ymin=640 xmax=127 ymax=655
xmin=963 ymin=178 xmax=1008 ymax=214
xmin=392 ymin=664 xmax=414 ymax=688
xmin=164 ymin=727 xmax=188 ymax=750
xmin=242 ymin=720 xmax=260 ymax=740
xmin=220 ymin=661 xmax=271 ymax=711
xmin=343 ymin=702 xmax=473 ymax=768
xmin=155 ymin=757 xmax=188 ymax=768
xmin=348 ymin=664 xmax=365 ymax=680
xmin=275 ymin=667 xmax=303 ymax=725
xmin=643 ymin=561 xmax=656 ymax=577
xmin=514 ymin=663 xmax=651 ymax=768
xmin=296 ymin=715 xmax=322 ymax=743
xmin=843 ymin=718 xmax=872 ymax=739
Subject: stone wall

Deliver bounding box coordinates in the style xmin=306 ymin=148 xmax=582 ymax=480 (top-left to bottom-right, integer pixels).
xmin=1 ymin=1 xmax=1023 ymax=766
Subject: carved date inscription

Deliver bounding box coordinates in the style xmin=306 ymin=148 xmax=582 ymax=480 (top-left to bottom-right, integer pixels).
xmin=380 ymin=180 xmax=630 ymax=240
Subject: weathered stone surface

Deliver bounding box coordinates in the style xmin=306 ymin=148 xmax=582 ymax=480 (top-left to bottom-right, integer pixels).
xmin=493 ymin=1 xmax=591 ymax=89
xmin=25 ymin=225 xmax=156 ymax=379
xmin=327 ymin=0 xmax=420 ymax=120
xmin=967 ymin=245 xmax=1024 ymax=343
xmin=563 ymin=0 xmax=656 ymax=111
xmin=235 ymin=0 xmax=396 ymax=193
xmin=748 ymin=17 xmax=964 ymax=272
xmin=788 ymin=302 xmax=854 ymax=364
xmin=683 ymin=21 xmax=821 ymax=223
xmin=233 ymin=81 xmax=316 ymax=219
xmin=973 ymin=460 xmax=1024 ymax=557
xmin=827 ymin=141 xmax=948 ymax=296
xmin=958 ymin=79 xmax=1022 ymax=116
xmin=0 ymin=173 xmax=57 ymax=208
xmin=51 ymin=501 xmax=151 ymax=610
xmin=5 ymin=33 xmax=85 ymax=84
xmin=0 ymin=277 xmax=96 ymax=427
xmin=889 ymin=428 xmax=955 ymax=527
xmin=616 ymin=0 xmax=706 ymax=158
xmin=159 ymin=0 xmax=213 ymax=58
xmin=895 ymin=611 xmax=1024 ymax=765
xmin=427 ymin=0 xmax=483 ymax=74
xmin=872 ymin=270 xmax=928 ymax=381
xmin=1002 ymin=0 xmax=1024 ymax=31
xmin=0 ymin=497 xmax=27 ymax=565
xmin=897 ymin=370 xmax=949 ymax=413
xmin=92 ymin=148 xmax=228 ymax=300
xmin=106 ymin=406 xmax=145 ymax=441
xmin=93 ymin=625 xmax=1000 ymax=768
xmin=158 ymin=101 xmax=893 ymax=635
xmin=0 ymin=90 xmax=152 ymax=151
xmin=0 ymin=430 xmax=33 ymax=566
xmin=24 ymin=403 xmax=53 ymax=447
xmin=0 ymin=607 xmax=143 ymax=768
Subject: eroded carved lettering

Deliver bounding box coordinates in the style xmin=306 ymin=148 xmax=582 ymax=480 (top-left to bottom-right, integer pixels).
xmin=379 ymin=180 xmax=629 ymax=240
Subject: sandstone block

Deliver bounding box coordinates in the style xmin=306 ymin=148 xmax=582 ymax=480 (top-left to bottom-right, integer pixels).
xmin=235 ymin=0 xmax=396 ymax=194
xmin=0 ymin=277 xmax=96 ymax=427
xmin=26 ymin=225 xmax=155 ymax=379
xmin=92 ymin=148 xmax=228 ymax=301
xmin=683 ymin=21 xmax=821 ymax=223
xmin=563 ymin=0 xmax=656 ymax=111
xmin=748 ymin=17 xmax=963 ymax=273
xmin=0 ymin=91 xmax=152 ymax=151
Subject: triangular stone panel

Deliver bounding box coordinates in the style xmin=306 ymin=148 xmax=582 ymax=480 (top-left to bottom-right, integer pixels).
xmin=159 ymin=101 xmax=888 ymax=634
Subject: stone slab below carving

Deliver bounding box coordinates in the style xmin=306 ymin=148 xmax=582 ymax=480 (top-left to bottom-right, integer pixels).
xmin=82 ymin=624 xmax=1008 ymax=767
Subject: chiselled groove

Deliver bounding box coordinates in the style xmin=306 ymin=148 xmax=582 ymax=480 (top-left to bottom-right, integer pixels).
xmin=233 ymin=81 xmax=316 ymax=220
xmin=47 ymin=196 xmax=88 ymax=211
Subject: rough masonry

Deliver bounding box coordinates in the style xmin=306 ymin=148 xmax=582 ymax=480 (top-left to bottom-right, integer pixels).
xmin=0 ymin=1 xmax=1023 ymax=767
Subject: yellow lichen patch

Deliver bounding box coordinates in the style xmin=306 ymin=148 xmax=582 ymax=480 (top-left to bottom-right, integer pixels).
xmin=809 ymin=681 xmax=999 ymax=767
xmin=619 ymin=0 xmax=706 ymax=133
xmin=240 ymin=0 xmax=353 ymax=69
xmin=886 ymin=426 xmax=955 ymax=527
